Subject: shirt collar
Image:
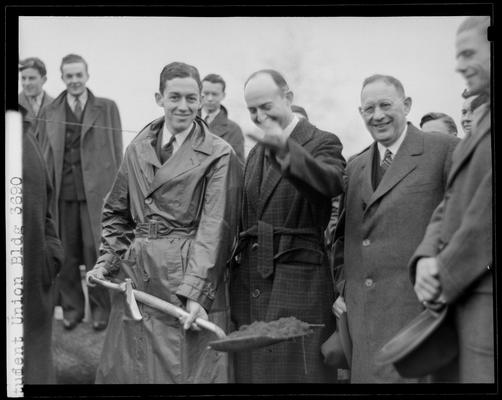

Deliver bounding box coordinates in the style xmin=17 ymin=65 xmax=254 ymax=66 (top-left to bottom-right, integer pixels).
xmin=162 ymin=120 xmax=194 ymax=148
xmin=283 ymin=115 xmax=300 ymax=140
xmin=67 ymin=89 xmax=88 ymax=109
xmin=201 ymin=106 xmax=221 ymax=123
xmin=377 ymin=122 xmax=408 ymax=161
xmin=29 ymin=91 xmax=44 ymax=106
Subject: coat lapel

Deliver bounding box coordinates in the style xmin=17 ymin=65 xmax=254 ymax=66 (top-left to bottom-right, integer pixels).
xmin=18 ymin=93 xmax=35 ymax=119
xmin=366 ymin=124 xmax=422 ymax=211
xmin=244 ymin=145 xmax=264 ymax=218
xmin=447 ymin=103 xmax=490 ymax=184
xmin=46 ymin=93 xmax=67 ymax=189
xmin=81 ymin=91 xmax=102 ymax=142
xmin=358 ymin=143 xmax=376 ymax=214
xmin=147 ymin=121 xmax=208 ymax=197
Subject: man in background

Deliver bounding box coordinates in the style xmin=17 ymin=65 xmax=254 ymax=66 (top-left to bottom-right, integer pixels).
xmin=38 ymin=53 xmax=123 ymax=331
xmin=201 ymin=73 xmax=245 ymax=162
xmin=410 ymin=16 xmax=493 ymax=383
xmin=420 ymin=112 xmax=458 ymax=136
xmin=332 ymin=74 xmax=459 ymax=383
xmin=19 ymin=57 xmax=53 ymax=135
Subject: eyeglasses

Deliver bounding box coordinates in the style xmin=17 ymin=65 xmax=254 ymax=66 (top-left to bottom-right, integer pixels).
xmin=360 ymin=98 xmax=405 ymax=117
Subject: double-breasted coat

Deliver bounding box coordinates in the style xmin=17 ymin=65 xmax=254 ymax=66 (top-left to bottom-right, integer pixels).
xmin=340 ymin=124 xmax=459 ymax=382
xmin=93 ymin=117 xmax=242 ymax=383
xmin=37 ymin=89 xmax=123 ymax=251
xmin=18 ymin=90 xmax=53 ymax=136
xmin=22 ymin=124 xmax=64 ymax=384
xmin=230 ymin=118 xmax=345 ymax=383
xmin=409 ymin=103 xmax=493 ymax=382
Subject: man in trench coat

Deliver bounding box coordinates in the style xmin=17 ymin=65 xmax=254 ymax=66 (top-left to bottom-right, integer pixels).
xmin=38 ymin=54 xmax=123 ymax=330
xmin=86 ymin=62 xmax=242 ymax=383
xmin=410 ymin=16 xmax=493 ymax=383
xmin=332 ymin=74 xmax=459 ymax=383
xmin=230 ymin=69 xmax=345 ymax=383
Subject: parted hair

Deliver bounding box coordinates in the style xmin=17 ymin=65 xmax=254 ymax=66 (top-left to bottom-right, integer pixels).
xmin=19 ymin=57 xmax=47 ymax=77
xmin=60 ymin=54 xmax=88 ymax=73
xmin=202 ymin=73 xmax=226 ymax=92
xmin=361 ymin=74 xmax=406 ymax=97
xmin=159 ymin=62 xmax=202 ymax=94
xmin=420 ymin=112 xmax=458 ymax=135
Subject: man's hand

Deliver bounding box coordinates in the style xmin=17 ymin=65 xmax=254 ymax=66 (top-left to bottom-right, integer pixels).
xmin=181 ymin=299 xmax=208 ymax=331
xmin=414 ymin=257 xmax=443 ymax=303
xmin=86 ymin=265 xmax=108 ymax=287
xmin=332 ymin=296 xmax=347 ymax=319
xmin=247 ymin=118 xmax=288 ymax=157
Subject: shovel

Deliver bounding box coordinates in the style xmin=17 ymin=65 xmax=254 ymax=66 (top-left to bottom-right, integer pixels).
xmin=89 ymin=277 xmax=226 ymax=339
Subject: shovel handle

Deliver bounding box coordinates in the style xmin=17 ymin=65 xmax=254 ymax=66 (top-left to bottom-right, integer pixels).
xmin=90 ymin=277 xmax=227 ymax=339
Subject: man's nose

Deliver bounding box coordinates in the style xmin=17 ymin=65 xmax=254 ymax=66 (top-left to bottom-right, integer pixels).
xmin=178 ymin=97 xmax=189 ymax=110
xmin=373 ymin=107 xmax=385 ymax=120
xmin=256 ymin=109 xmax=267 ymax=122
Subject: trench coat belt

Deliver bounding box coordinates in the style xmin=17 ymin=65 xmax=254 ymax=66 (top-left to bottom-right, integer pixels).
xmin=134 ymin=220 xmax=196 ymax=239
xmin=239 ymin=221 xmax=321 ymax=279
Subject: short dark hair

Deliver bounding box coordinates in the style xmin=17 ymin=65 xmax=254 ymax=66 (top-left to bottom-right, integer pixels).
xmin=202 ymin=73 xmax=226 ymax=92
xmin=19 ymin=57 xmax=47 ymax=77
xmin=457 ymin=16 xmax=490 ymax=37
xmin=291 ymin=105 xmax=309 ymax=120
xmin=60 ymin=54 xmax=88 ymax=74
xmin=159 ymin=62 xmax=201 ymax=94
xmin=420 ymin=112 xmax=458 ymax=134
xmin=244 ymin=69 xmax=289 ymax=93
xmin=361 ymin=74 xmax=406 ymax=97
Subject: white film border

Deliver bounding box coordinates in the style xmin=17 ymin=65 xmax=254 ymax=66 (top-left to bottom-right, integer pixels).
xmin=6 ymin=111 xmax=24 ymax=397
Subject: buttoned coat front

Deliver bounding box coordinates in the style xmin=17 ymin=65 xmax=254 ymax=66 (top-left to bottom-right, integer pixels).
xmin=37 ymin=89 xmax=123 ymax=251
xmin=230 ymin=118 xmax=345 ymax=383
xmin=342 ymin=124 xmax=459 ymax=383
xmin=94 ymin=117 xmax=242 ymax=383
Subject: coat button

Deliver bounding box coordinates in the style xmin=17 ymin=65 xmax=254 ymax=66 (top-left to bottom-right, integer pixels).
xmin=144 ymin=198 xmax=153 ymax=205
xmin=251 ymin=242 xmax=259 ymax=251
xmin=362 ymin=239 xmax=371 ymax=246
xmin=365 ymin=278 xmax=374 ymax=287
xmin=251 ymin=288 xmax=261 ymax=298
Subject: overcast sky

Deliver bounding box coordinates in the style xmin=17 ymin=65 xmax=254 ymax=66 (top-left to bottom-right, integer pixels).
xmin=19 ymin=16 xmax=469 ymax=158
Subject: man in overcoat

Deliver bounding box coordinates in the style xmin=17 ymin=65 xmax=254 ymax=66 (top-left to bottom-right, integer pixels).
xmin=37 ymin=54 xmax=123 ymax=330
xmin=201 ymin=73 xmax=245 ymax=162
xmin=410 ymin=16 xmax=493 ymax=383
xmin=86 ymin=62 xmax=242 ymax=383
xmin=230 ymin=69 xmax=345 ymax=383
xmin=332 ymin=74 xmax=459 ymax=383
xmin=20 ymin=104 xmax=64 ymax=383
xmin=18 ymin=57 xmax=53 ymax=135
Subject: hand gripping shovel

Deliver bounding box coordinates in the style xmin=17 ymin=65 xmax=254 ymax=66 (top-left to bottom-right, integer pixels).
xmin=89 ymin=277 xmax=226 ymax=339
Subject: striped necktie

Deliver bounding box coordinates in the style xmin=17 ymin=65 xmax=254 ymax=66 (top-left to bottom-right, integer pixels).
xmin=30 ymin=96 xmax=40 ymax=116
xmin=381 ymin=149 xmax=393 ymax=172
xmin=74 ymin=96 xmax=83 ymax=120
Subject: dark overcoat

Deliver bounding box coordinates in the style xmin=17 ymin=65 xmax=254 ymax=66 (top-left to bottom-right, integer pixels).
xmin=206 ymin=105 xmax=245 ymax=162
xmin=18 ymin=90 xmax=53 ymax=136
xmin=94 ymin=117 xmax=242 ymax=383
xmin=230 ymin=118 xmax=345 ymax=383
xmin=409 ymin=103 xmax=493 ymax=382
xmin=37 ymin=89 xmax=123 ymax=251
xmin=342 ymin=124 xmax=459 ymax=382
xmin=23 ymin=127 xmax=64 ymax=384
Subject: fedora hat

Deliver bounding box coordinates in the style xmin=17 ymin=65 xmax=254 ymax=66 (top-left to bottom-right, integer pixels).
xmin=375 ymin=305 xmax=458 ymax=378
xmin=321 ymin=312 xmax=351 ymax=369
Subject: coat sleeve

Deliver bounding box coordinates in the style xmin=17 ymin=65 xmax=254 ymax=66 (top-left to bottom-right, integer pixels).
xmin=109 ymin=100 xmax=123 ymax=169
xmin=95 ymin=151 xmax=135 ymax=273
xmin=176 ymin=150 xmax=243 ymax=311
xmin=231 ymin=123 xmax=245 ymax=163
xmin=278 ymin=132 xmax=345 ymax=202
xmin=436 ymin=170 xmax=492 ymax=302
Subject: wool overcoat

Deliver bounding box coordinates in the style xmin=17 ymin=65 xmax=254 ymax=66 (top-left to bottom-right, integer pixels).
xmin=22 ymin=127 xmax=64 ymax=384
xmin=341 ymin=123 xmax=459 ymax=383
xmin=94 ymin=117 xmax=242 ymax=383
xmin=409 ymin=103 xmax=493 ymax=382
xmin=206 ymin=105 xmax=245 ymax=162
xmin=230 ymin=117 xmax=345 ymax=383
xmin=37 ymin=89 xmax=123 ymax=252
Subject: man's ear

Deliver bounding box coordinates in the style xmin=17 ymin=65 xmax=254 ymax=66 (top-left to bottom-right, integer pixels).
xmin=155 ymin=92 xmax=163 ymax=107
xmin=42 ymin=76 xmax=47 ymax=85
xmin=403 ymin=97 xmax=412 ymax=115
xmin=285 ymin=90 xmax=294 ymax=105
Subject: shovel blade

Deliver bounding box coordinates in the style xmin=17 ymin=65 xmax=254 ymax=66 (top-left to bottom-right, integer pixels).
xmin=124 ymin=278 xmax=142 ymax=321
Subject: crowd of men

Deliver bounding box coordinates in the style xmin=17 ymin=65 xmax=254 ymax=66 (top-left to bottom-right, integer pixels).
xmin=20 ymin=16 xmax=492 ymax=384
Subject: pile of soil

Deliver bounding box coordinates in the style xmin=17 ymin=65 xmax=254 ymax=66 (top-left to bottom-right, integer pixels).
xmin=230 ymin=316 xmax=313 ymax=339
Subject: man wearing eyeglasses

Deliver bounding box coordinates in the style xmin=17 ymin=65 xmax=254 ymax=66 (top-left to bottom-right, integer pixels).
xmin=331 ymin=74 xmax=459 ymax=382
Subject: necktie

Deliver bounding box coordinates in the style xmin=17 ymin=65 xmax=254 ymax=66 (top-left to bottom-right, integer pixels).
xmin=74 ymin=96 xmax=83 ymax=120
xmin=160 ymin=135 xmax=177 ymax=164
xmin=381 ymin=149 xmax=393 ymax=172
xmin=30 ymin=96 xmax=40 ymax=116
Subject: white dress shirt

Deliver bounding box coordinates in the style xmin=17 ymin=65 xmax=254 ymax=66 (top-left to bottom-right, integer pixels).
xmin=67 ymin=89 xmax=88 ymax=113
xmin=377 ymin=123 xmax=408 ymax=163
xmin=201 ymin=107 xmax=221 ymax=125
xmin=162 ymin=121 xmax=194 ymax=155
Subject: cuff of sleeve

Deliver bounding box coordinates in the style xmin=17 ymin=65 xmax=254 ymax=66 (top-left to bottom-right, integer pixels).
xmin=96 ymin=253 xmax=122 ymax=274
xmin=176 ymin=274 xmax=216 ymax=312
